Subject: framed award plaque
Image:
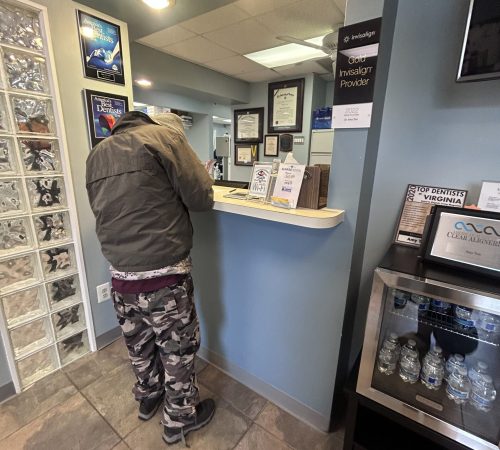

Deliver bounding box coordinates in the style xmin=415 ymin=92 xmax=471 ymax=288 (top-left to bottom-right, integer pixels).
xmin=422 ymin=206 xmax=500 ymax=279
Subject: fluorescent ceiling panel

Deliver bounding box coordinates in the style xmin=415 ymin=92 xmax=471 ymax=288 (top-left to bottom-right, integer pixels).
xmin=245 ymin=36 xmax=326 ymax=68
xmin=339 ymin=43 xmax=379 ymax=59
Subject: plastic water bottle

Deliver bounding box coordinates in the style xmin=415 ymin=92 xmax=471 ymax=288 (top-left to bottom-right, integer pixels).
xmin=446 ymin=366 xmax=471 ymax=404
xmin=377 ymin=341 xmax=398 ymax=375
xmin=470 ymin=374 xmax=497 ymax=412
xmin=400 ymin=339 xmax=419 ymax=361
xmin=392 ymin=289 xmax=409 ymax=310
xmin=421 ymin=347 xmax=445 ymax=389
xmin=445 ymin=354 xmax=466 ymax=382
xmin=385 ymin=332 xmax=401 ymax=360
xmin=399 ymin=349 xmax=420 ymax=384
xmin=430 ymin=299 xmax=451 ymax=314
xmin=410 ymin=294 xmax=430 ymax=317
xmin=469 ymin=361 xmax=489 ymax=384
xmin=454 ymin=305 xmax=476 ymax=332
xmin=477 ymin=311 xmax=500 ymax=342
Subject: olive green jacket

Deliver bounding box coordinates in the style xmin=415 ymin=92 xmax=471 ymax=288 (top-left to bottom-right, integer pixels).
xmin=86 ymin=111 xmax=213 ymax=272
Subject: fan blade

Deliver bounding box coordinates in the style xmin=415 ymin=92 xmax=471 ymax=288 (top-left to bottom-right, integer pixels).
xmin=276 ymin=35 xmax=330 ymax=53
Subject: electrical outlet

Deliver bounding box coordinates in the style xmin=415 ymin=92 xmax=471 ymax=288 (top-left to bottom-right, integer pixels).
xmin=97 ymin=282 xmax=112 ymax=303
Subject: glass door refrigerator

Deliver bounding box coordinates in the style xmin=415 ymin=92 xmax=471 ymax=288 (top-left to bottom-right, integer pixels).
xmin=357 ymin=245 xmax=500 ymax=450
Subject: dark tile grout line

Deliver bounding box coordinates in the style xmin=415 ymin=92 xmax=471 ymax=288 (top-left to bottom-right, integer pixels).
xmin=0 ymin=371 xmax=81 ymax=444
xmin=70 ymin=375 xmax=128 ymax=445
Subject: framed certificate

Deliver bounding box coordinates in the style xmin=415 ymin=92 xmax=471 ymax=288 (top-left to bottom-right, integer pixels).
xmin=77 ymin=10 xmax=125 ymax=85
xmin=268 ymin=78 xmax=305 ymax=133
xmin=234 ymin=144 xmax=258 ymax=166
xmin=422 ymin=206 xmax=500 ymax=279
xmin=234 ymin=108 xmax=264 ymax=143
xmin=264 ymin=135 xmax=279 ymax=157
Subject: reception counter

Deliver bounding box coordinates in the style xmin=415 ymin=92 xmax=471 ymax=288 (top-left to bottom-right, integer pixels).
xmin=212 ymin=185 xmax=344 ymax=229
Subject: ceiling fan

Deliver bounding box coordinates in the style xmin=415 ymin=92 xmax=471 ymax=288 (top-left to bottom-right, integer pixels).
xmin=276 ymin=28 xmax=341 ymax=76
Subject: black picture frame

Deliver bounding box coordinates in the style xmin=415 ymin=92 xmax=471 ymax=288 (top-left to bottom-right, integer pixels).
xmin=234 ymin=107 xmax=264 ymax=143
xmin=77 ymin=10 xmax=125 ymax=85
xmin=422 ymin=206 xmax=500 ymax=279
xmin=84 ymin=89 xmax=129 ymax=148
xmin=234 ymin=144 xmax=258 ymax=166
xmin=268 ymin=78 xmax=305 ymax=133
xmin=264 ymin=134 xmax=279 ymax=157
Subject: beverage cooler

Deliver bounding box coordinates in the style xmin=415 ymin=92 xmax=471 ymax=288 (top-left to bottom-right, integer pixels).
xmin=357 ymin=245 xmax=500 ymax=450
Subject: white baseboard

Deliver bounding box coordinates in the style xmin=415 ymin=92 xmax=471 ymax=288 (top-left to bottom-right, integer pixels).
xmin=197 ymin=346 xmax=330 ymax=432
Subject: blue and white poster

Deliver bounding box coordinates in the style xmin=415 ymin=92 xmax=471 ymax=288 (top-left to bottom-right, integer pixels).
xmin=84 ymin=90 xmax=129 ymax=148
xmin=77 ymin=10 xmax=125 ymax=85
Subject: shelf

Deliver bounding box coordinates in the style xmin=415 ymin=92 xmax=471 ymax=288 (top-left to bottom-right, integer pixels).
xmin=212 ymin=186 xmax=344 ymax=229
xmin=388 ymin=308 xmax=499 ymax=347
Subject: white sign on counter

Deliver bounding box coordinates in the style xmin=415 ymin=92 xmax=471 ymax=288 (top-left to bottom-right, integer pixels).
xmin=271 ymin=163 xmax=306 ymax=209
xmin=478 ymin=181 xmax=500 ymax=212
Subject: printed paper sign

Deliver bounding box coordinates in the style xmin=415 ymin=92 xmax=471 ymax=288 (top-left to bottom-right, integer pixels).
xmin=395 ymin=184 xmax=467 ymax=246
xmin=271 ymin=163 xmax=306 ymax=209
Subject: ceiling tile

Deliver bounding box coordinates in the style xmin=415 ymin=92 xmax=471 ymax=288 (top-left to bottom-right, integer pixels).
xmin=137 ymin=25 xmax=196 ymax=49
xmin=204 ymin=56 xmax=265 ymax=75
xmin=234 ymin=0 xmax=299 ymax=16
xmin=162 ymin=36 xmax=237 ymax=64
xmin=236 ymin=69 xmax=282 ymax=83
xmin=256 ymin=0 xmax=344 ymax=40
xmin=204 ymin=18 xmax=282 ymax=54
xmin=274 ymin=59 xmax=331 ymax=77
xmin=180 ymin=4 xmax=250 ymax=35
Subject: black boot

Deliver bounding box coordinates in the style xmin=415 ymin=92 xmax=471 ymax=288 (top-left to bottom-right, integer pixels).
xmin=163 ymin=399 xmax=216 ymax=445
xmin=138 ymin=393 xmax=164 ymax=421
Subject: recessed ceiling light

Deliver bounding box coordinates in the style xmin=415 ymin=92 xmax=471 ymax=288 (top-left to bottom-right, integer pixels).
xmin=142 ymin=0 xmax=173 ymax=10
xmin=245 ymin=35 xmax=327 ymax=68
xmin=135 ymin=79 xmax=152 ymax=87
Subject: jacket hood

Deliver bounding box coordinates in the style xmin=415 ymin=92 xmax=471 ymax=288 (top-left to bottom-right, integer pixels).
xmin=111 ymin=111 xmax=156 ymax=135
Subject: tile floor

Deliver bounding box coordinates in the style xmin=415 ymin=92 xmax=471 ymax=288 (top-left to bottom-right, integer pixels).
xmin=0 ymin=338 xmax=344 ymax=450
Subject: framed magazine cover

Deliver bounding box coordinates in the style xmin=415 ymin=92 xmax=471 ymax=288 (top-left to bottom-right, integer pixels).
xmin=77 ymin=10 xmax=125 ymax=85
xmin=84 ymin=90 xmax=129 ymax=148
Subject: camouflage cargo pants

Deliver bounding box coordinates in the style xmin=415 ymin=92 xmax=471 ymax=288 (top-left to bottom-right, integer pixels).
xmin=112 ymin=274 xmax=200 ymax=428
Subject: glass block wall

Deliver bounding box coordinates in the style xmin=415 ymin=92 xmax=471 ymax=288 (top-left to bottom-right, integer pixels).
xmin=0 ymin=0 xmax=92 ymax=390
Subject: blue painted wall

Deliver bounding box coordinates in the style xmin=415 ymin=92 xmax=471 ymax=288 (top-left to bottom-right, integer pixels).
xmin=351 ymin=0 xmax=500 ymax=360
xmin=191 ymin=0 xmax=385 ymax=422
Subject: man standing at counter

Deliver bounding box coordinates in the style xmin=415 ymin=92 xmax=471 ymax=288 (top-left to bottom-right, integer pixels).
xmin=86 ymin=111 xmax=215 ymax=445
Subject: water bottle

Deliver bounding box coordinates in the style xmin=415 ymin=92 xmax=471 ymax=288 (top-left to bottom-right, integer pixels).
xmin=445 ymin=354 xmax=466 ymax=382
xmin=385 ymin=332 xmax=401 ymax=360
xmin=400 ymin=339 xmax=419 ymax=361
xmin=410 ymin=294 xmax=430 ymax=317
xmin=470 ymin=374 xmax=497 ymax=412
xmin=399 ymin=350 xmax=421 ymax=384
xmin=477 ymin=311 xmax=500 ymax=343
xmin=454 ymin=305 xmax=476 ymax=332
xmin=421 ymin=347 xmax=445 ymax=389
xmin=469 ymin=361 xmax=489 ymax=384
xmin=377 ymin=341 xmax=398 ymax=375
xmin=392 ymin=289 xmax=409 ymax=310
xmin=446 ymin=366 xmax=471 ymax=404
xmin=430 ymin=299 xmax=451 ymax=314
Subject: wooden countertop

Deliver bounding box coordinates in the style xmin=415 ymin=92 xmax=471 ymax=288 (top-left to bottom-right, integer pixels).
xmin=212 ymin=186 xmax=344 ymax=229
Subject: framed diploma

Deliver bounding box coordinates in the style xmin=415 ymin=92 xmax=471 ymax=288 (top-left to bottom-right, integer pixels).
xmin=234 ymin=108 xmax=264 ymax=143
xmin=234 ymin=144 xmax=258 ymax=166
xmin=264 ymin=135 xmax=279 ymax=157
xmin=77 ymin=10 xmax=125 ymax=85
xmin=268 ymin=78 xmax=305 ymax=133
xmin=422 ymin=206 xmax=500 ymax=279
